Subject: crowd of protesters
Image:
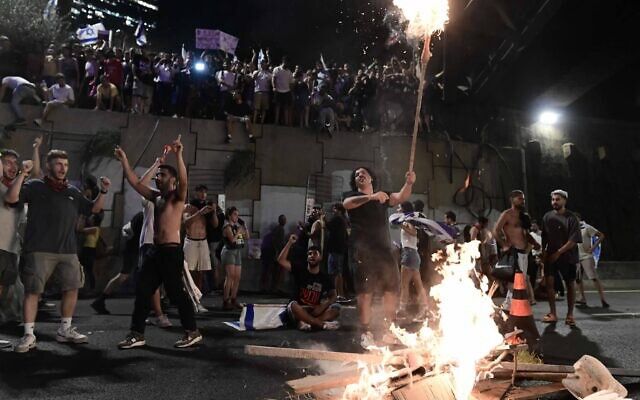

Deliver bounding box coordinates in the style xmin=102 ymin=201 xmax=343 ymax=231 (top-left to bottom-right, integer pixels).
xmin=1 ymin=35 xmax=424 ymax=136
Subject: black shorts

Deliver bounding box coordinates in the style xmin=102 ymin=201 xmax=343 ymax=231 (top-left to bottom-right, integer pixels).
xmin=350 ymin=245 xmax=399 ymax=295
xmin=544 ymin=260 xmax=577 ymax=282
xmin=121 ymin=244 xmax=152 ymax=274
xmin=275 ymin=91 xmax=292 ymax=106
xmin=0 ymin=249 xmax=18 ymax=286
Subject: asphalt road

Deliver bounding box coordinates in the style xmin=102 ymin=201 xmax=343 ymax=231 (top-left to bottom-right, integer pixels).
xmin=0 ymin=290 xmax=638 ymax=400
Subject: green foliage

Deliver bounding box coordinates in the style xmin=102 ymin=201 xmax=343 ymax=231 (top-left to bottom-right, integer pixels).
xmin=224 ymin=150 xmax=255 ymax=188
xmin=0 ymin=0 xmax=70 ymax=52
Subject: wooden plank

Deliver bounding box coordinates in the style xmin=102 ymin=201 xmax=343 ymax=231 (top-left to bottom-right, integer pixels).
xmin=245 ymin=345 xmax=383 ymax=364
xmin=286 ymin=370 xmax=362 ymax=394
xmin=391 ymin=373 xmax=456 ymax=400
xmin=470 ymin=379 xmax=512 ymax=400
xmin=506 ymin=383 xmax=567 ymax=400
xmin=499 ymin=362 xmax=640 ymax=377
xmin=491 ymin=370 xmax=568 ymax=382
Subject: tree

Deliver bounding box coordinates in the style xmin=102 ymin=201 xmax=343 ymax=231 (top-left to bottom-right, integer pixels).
xmin=0 ymin=0 xmax=70 ymax=53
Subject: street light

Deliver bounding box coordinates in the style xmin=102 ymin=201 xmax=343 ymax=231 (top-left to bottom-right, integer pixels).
xmin=538 ymin=110 xmax=560 ymax=125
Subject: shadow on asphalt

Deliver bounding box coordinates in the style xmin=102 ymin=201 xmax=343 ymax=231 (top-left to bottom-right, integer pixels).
xmin=575 ymin=305 xmax=638 ymax=320
xmin=540 ymin=323 xmax=618 ymax=367
xmin=0 ymin=333 xmax=149 ymax=392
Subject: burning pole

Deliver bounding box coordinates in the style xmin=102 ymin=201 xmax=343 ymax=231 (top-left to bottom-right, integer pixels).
xmin=393 ymin=0 xmax=449 ymax=171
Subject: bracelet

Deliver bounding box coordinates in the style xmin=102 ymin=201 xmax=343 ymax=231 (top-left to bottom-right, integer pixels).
xmin=100 ymin=189 xmax=108 ymax=194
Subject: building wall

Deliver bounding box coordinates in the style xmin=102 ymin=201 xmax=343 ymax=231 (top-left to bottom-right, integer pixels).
xmin=0 ymin=104 xmax=523 ymax=290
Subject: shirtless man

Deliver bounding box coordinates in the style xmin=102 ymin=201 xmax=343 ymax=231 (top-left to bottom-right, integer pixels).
xmin=493 ymin=190 xmax=539 ymax=309
xmin=343 ymin=167 xmax=415 ymax=341
xmin=470 ymin=216 xmax=497 ymax=280
xmin=183 ymin=184 xmax=218 ymax=294
xmin=115 ymin=135 xmax=202 ymax=349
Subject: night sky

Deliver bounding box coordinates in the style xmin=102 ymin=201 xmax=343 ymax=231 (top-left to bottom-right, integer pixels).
xmin=156 ymin=0 xmax=412 ymax=66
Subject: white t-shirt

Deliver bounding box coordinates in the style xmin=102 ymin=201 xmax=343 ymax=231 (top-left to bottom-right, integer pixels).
xmin=0 ymin=183 xmax=26 ymax=254
xmin=49 ymin=83 xmax=75 ymax=103
xmin=578 ymin=222 xmax=599 ymax=261
xmin=140 ymin=198 xmax=155 ymax=247
xmin=272 ymin=66 xmax=293 ymax=93
xmin=216 ymin=70 xmax=236 ymax=92
xmin=253 ymin=69 xmax=272 ymax=92
xmin=2 ymin=76 xmax=32 ymax=91
xmin=400 ymin=227 xmax=418 ymax=250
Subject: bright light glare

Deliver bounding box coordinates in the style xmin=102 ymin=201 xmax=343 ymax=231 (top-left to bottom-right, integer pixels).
xmin=194 ymin=62 xmax=206 ymax=72
xmin=539 ymin=111 xmax=560 ymax=125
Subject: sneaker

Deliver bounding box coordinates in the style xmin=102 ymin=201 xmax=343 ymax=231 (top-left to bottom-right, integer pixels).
xmin=90 ymin=299 xmax=110 ymax=315
xmin=0 ymin=339 xmax=11 ymax=349
xmin=196 ymin=304 xmax=209 ymax=313
xmin=56 ymin=327 xmax=88 ymax=344
xmin=39 ymin=300 xmax=56 ymax=310
xmin=174 ymin=330 xmax=202 ymax=348
xmin=33 ymin=118 xmax=42 ymax=127
xmin=118 ymin=332 xmax=146 ymax=349
xmin=14 ymin=334 xmax=37 ymax=353
xmin=146 ymin=314 xmax=173 ymax=328
xmin=322 ymin=321 xmax=340 ymax=331
xmin=298 ymin=321 xmax=312 ymax=331
xmin=602 ymin=301 xmax=610 ymax=308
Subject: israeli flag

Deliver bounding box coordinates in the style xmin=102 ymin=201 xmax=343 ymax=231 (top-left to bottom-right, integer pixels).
xmin=76 ymin=23 xmax=105 ymax=45
xmin=43 ymin=0 xmax=57 ymax=20
xmin=135 ymin=20 xmax=147 ymax=47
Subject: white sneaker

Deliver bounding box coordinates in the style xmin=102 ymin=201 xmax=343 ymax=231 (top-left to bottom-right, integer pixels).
xmin=145 ymin=315 xmax=173 ymax=328
xmin=0 ymin=339 xmax=11 ymax=349
xmin=298 ymin=321 xmax=312 ymax=331
xmin=196 ymin=304 xmax=209 ymax=313
xmin=322 ymin=320 xmax=340 ymax=331
xmin=33 ymin=118 xmax=43 ymax=127
xmin=56 ymin=326 xmax=88 ymax=344
xmin=14 ymin=334 xmax=37 ymax=353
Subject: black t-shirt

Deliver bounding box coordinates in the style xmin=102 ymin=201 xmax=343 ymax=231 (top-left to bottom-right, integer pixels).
xmin=326 ymin=214 xmax=348 ymax=254
xmin=542 ymin=209 xmax=582 ymax=264
xmin=19 ymin=180 xmax=93 ymax=253
xmin=206 ymin=210 xmax=226 ymax=243
xmin=344 ymin=190 xmax=391 ymax=249
xmin=225 ymin=100 xmax=251 ymax=117
xmin=291 ymin=263 xmax=334 ymax=306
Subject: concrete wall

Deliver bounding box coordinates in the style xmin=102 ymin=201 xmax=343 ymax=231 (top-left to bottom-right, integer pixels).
xmin=1 ymin=104 xmax=522 ymax=291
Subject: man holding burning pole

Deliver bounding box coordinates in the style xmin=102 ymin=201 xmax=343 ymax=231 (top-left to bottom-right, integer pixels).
xmin=343 ymin=167 xmax=415 ymax=342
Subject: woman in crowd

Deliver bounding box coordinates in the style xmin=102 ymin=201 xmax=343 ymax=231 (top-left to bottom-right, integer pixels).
xmin=221 ymin=207 xmax=249 ymax=310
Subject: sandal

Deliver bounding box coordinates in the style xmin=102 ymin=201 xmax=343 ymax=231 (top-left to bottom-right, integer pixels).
xmin=565 ymin=316 xmax=576 ymax=327
xmin=542 ymin=313 xmax=558 ymax=323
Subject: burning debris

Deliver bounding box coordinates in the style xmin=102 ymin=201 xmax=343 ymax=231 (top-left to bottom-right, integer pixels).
xmin=246 ymin=241 xmax=640 ymax=399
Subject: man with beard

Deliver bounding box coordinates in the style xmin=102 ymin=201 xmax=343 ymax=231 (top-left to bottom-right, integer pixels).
xmin=115 ymin=135 xmax=202 ymax=349
xmin=4 ymin=149 xmax=110 ymax=353
xmin=493 ymin=190 xmax=539 ymax=309
xmin=343 ymin=167 xmax=415 ymax=341
xmin=277 ymin=235 xmax=340 ymax=331
xmin=183 ymin=184 xmax=218 ymax=296
xmin=541 ymin=190 xmax=581 ymax=327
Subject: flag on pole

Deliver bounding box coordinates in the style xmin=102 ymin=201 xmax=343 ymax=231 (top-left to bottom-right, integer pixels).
xmin=181 ymin=43 xmax=188 ymax=62
xmin=135 ymin=20 xmax=147 ymax=47
xmin=258 ymin=49 xmax=265 ymax=65
xmin=43 ymin=0 xmax=58 ymax=20
xmin=76 ymin=23 xmax=106 ymax=45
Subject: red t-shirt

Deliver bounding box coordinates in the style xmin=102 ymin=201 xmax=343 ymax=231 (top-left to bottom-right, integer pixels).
xmin=104 ymin=58 xmax=124 ymax=87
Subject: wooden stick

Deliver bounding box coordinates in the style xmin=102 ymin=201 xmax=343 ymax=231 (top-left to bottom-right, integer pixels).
xmin=245 ymin=345 xmax=383 ymax=364
xmin=286 ymin=369 xmax=362 ymax=394
xmin=408 ymin=35 xmax=432 ymax=172
xmin=499 ymin=362 xmax=640 ymax=377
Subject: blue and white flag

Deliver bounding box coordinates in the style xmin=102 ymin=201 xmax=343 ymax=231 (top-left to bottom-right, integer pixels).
xmin=135 ymin=20 xmax=147 ymax=47
xmin=257 ymin=49 xmax=265 ymax=65
xmin=43 ymin=0 xmax=58 ymax=20
xmin=76 ymin=23 xmax=106 ymax=45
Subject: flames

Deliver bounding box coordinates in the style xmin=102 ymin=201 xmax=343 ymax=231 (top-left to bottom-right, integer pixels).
xmin=344 ymin=241 xmax=503 ymax=399
xmin=393 ymin=0 xmax=449 ymax=40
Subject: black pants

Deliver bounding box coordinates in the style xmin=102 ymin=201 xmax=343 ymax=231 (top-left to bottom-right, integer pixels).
xmin=130 ymin=245 xmax=196 ymax=334
xmin=80 ymin=247 xmax=97 ymax=290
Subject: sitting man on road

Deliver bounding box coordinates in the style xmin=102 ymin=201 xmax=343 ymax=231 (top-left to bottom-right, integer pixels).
xmin=277 ymin=234 xmax=340 ymax=331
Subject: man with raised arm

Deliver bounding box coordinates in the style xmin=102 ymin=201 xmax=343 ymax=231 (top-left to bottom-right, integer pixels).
xmin=114 ymin=135 xmax=202 ymax=349
xmin=343 ymin=167 xmax=416 ymax=343
xmin=4 ymin=149 xmax=110 ymax=353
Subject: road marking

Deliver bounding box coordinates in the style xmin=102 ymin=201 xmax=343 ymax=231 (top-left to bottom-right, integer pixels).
xmin=590 ymin=312 xmax=640 ymax=317
xmin=584 ymin=290 xmax=640 ymax=293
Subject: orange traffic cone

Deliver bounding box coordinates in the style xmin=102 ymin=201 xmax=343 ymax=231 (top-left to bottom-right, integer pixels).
xmin=506 ymin=271 xmax=540 ymax=351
